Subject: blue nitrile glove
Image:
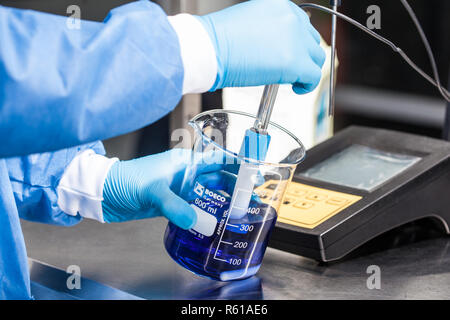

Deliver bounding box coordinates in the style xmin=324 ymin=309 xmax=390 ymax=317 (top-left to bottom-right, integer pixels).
xmin=102 ymin=149 xmax=197 ymax=229
xmin=196 ymin=0 xmax=326 ymax=94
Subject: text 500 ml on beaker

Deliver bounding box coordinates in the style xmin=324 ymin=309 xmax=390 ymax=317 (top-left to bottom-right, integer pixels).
xmin=164 ymin=110 xmax=305 ymax=281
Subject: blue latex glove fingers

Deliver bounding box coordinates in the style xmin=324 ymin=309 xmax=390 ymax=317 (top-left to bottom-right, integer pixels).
xmin=290 ymin=6 xmax=325 ymax=66
xmin=289 ymin=3 xmax=325 ymax=94
xmin=292 ymin=71 xmax=322 ymax=94
xmin=308 ymin=42 xmax=327 ymax=68
xmin=102 ymin=149 xmax=197 ymax=229
xmin=288 ymin=2 xmax=321 ymax=44
xmin=150 ymin=183 xmax=197 ymax=230
xmin=292 ymin=58 xmax=323 ymax=94
xmin=197 ymin=0 xmax=326 ymax=94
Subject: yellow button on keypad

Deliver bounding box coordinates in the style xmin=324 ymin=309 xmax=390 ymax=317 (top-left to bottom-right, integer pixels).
xmin=287 ymin=188 xmax=307 ymax=197
xmin=326 ymin=197 xmax=348 ymax=206
xmin=293 ymin=201 xmax=314 ymax=209
xmin=306 ymin=193 xmax=327 ymax=202
xmin=282 ymin=196 xmax=296 ymax=205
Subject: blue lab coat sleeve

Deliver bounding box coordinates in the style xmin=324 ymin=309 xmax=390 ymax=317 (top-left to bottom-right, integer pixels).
xmin=5 ymin=141 xmax=105 ymax=226
xmin=0 ymin=0 xmax=183 ymax=158
xmin=0 ymin=141 xmax=104 ymax=299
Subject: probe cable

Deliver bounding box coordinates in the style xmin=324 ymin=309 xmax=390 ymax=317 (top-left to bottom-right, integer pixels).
xmin=298 ymin=1 xmax=450 ymax=102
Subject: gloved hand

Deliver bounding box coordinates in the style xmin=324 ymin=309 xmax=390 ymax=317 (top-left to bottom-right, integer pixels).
xmin=196 ymin=0 xmax=326 ymax=94
xmin=102 ymin=149 xmax=197 ymax=229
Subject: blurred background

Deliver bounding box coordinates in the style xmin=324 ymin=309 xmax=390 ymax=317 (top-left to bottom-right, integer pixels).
xmin=2 ymin=0 xmax=449 ymax=158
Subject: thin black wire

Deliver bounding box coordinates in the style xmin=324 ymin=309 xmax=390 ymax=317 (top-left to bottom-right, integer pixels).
xmin=298 ymin=2 xmax=450 ymax=102
xmin=398 ymin=0 xmax=449 ymax=101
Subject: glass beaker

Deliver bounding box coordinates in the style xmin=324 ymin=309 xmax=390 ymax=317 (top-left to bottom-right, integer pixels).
xmin=164 ymin=109 xmax=305 ymax=281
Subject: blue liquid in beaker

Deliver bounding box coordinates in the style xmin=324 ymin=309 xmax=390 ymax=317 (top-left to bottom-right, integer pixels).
xmin=164 ymin=179 xmax=277 ymax=281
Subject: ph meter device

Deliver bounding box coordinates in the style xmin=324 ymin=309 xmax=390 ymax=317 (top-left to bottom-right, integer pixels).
xmin=265 ymin=126 xmax=450 ymax=262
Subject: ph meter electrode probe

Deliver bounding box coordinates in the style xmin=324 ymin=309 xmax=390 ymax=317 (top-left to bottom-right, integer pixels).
xmin=228 ymin=84 xmax=278 ymax=220
xmin=328 ymin=0 xmax=340 ymax=117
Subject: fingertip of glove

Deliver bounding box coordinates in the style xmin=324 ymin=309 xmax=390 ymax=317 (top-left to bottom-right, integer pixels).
xmin=177 ymin=205 xmax=198 ymax=230
xmin=292 ymin=83 xmax=309 ymax=95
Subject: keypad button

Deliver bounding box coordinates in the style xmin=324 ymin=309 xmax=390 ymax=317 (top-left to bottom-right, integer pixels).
xmin=282 ymin=197 xmax=296 ymax=205
xmin=326 ymin=197 xmax=348 ymax=206
xmin=293 ymin=201 xmax=314 ymax=209
xmin=306 ymin=193 xmax=327 ymax=202
xmin=287 ymin=188 xmax=307 ymax=197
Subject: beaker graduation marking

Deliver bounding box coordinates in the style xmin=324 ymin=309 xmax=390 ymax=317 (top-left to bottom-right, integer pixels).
xmin=210 ymin=170 xmax=283 ymax=280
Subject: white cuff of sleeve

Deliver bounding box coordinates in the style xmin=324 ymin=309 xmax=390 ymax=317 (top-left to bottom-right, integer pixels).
xmin=56 ymin=150 xmax=118 ymax=223
xmin=168 ymin=13 xmax=217 ymax=94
